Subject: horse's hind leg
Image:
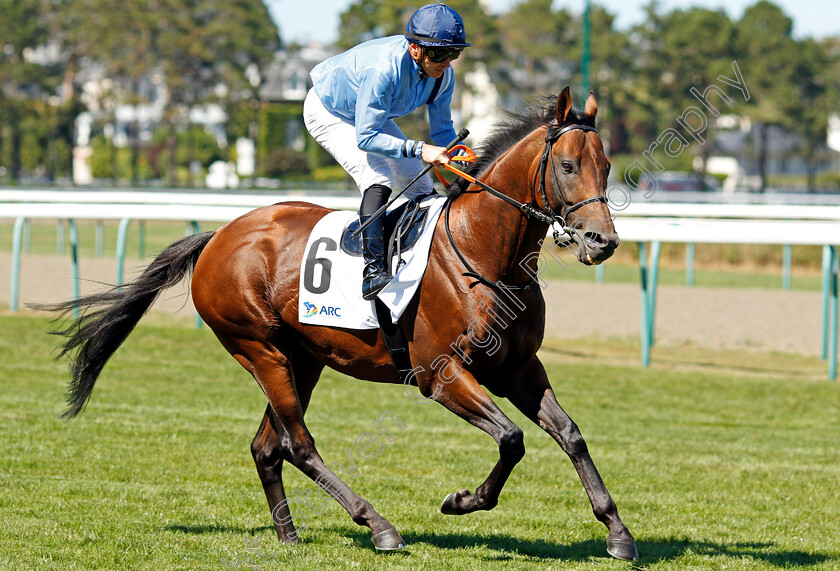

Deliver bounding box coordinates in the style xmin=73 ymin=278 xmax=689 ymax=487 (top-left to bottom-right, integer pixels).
xmin=235 ymin=337 xmax=405 ymax=550
xmin=251 ymin=406 xmax=299 ymax=543
xmin=251 ymin=353 xmax=322 ymax=543
xmin=505 ymin=357 xmax=637 ymax=561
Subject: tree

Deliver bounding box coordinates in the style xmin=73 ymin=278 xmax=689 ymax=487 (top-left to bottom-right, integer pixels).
xmin=790 ymin=38 xmax=832 ymax=191
xmin=501 ymin=0 xmax=574 ymax=94
xmin=59 ymin=0 xmax=280 ymax=184
xmin=568 ymin=4 xmax=633 ymax=154
xmin=733 ymin=0 xmax=799 ymax=191
xmin=0 ymin=0 xmax=60 ymax=181
xmin=622 ymin=2 xmax=671 ymax=154
xmin=659 ymin=7 xmax=737 ymax=177
xmin=154 ymin=0 xmax=279 ymax=183
xmin=59 ymin=0 xmax=159 ymax=183
xmin=627 ymin=5 xmax=737 ymax=155
xmin=337 ymin=0 xmax=388 ymax=49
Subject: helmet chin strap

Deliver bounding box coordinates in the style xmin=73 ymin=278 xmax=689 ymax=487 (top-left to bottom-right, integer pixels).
xmin=408 ymin=43 xmax=430 ymax=78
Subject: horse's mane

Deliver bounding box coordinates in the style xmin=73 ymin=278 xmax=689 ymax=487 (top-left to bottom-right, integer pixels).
xmin=446 ymin=94 xmax=593 ymax=197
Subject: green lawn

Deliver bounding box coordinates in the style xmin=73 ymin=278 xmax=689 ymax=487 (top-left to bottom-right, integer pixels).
xmin=1 ymin=313 xmax=838 ymax=569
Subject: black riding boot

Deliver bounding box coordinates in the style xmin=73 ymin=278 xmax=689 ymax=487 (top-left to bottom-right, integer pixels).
xmin=359 ymin=184 xmax=393 ymax=300
xmin=360 ymin=213 xmax=392 ymax=300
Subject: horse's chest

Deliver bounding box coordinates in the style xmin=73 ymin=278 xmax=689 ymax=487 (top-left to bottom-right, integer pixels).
xmin=445 ymin=292 xmax=544 ymax=371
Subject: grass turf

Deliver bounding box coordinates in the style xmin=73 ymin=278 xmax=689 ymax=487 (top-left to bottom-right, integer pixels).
xmin=0 ymin=313 xmax=838 ymax=570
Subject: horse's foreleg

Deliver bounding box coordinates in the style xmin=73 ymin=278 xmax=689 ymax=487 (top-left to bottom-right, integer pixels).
xmin=505 ymin=358 xmax=638 ymax=561
xmin=430 ymin=370 xmax=525 ymax=515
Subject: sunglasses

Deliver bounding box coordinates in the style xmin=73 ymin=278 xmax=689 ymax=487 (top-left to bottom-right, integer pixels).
xmin=424 ymin=47 xmax=463 ymax=63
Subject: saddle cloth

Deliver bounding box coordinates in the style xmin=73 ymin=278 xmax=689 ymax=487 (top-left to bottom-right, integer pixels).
xmin=298 ymin=195 xmax=446 ymax=329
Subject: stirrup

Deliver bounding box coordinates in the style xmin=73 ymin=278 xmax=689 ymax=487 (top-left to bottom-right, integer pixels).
xmin=362 ymin=269 xmax=392 ymax=300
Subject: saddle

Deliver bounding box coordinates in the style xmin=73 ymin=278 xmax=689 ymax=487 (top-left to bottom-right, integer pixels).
xmin=341 ymin=198 xmax=432 ymax=273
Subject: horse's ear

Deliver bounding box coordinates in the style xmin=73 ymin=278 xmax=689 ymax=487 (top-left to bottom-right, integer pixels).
xmin=555 ymin=87 xmax=572 ymax=123
xmin=584 ymin=91 xmax=598 ymax=119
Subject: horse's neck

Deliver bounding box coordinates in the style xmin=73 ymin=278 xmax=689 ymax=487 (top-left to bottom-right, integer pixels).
xmin=448 ymin=132 xmax=549 ymax=285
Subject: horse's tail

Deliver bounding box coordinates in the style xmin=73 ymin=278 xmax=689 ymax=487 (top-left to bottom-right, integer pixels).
xmin=35 ymin=231 xmax=215 ymax=418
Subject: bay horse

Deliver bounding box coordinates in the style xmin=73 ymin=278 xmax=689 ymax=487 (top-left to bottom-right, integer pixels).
xmin=43 ymin=87 xmax=637 ymax=561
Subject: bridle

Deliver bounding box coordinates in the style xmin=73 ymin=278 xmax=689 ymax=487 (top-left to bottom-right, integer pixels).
xmin=444 ymin=121 xmax=608 ymax=291
xmin=535 ymin=121 xmax=606 ymax=228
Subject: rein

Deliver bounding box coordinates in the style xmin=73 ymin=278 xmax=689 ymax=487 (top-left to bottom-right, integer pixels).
xmin=443 ymin=122 xmax=607 ymax=291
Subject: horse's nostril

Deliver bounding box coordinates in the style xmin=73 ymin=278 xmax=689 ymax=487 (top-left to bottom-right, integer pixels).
xmin=584 ymin=232 xmax=608 ymax=247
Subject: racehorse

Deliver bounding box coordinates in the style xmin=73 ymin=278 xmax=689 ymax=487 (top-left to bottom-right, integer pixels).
xmin=42 ymin=87 xmax=637 ymax=561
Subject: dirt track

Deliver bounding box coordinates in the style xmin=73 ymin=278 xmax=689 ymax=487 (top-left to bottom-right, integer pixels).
xmin=0 ymin=252 xmax=825 ymax=356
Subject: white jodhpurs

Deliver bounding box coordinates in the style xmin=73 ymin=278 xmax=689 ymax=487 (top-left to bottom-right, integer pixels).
xmin=303 ymin=89 xmax=435 ymax=198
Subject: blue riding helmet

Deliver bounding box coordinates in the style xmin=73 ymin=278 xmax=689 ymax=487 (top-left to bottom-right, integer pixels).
xmin=404 ymin=3 xmax=472 ymax=48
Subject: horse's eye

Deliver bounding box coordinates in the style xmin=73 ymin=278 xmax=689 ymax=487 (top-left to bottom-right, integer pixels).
xmin=561 ymin=161 xmax=574 ymax=174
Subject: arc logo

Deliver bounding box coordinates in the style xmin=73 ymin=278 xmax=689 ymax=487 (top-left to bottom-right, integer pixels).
xmin=303 ymin=301 xmax=341 ymax=318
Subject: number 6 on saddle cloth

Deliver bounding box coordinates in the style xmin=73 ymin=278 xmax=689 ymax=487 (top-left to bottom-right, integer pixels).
xmin=297 ymin=194 xmax=446 ymax=328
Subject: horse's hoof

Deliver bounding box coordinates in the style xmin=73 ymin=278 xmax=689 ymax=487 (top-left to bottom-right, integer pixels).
xmin=440 ymin=493 xmax=458 ymax=515
xmin=440 ymin=489 xmax=470 ymax=515
xmin=371 ymin=528 xmax=406 ymax=551
xmin=606 ymin=537 xmax=638 ymax=561
xmin=278 ymin=534 xmax=300 ymax=545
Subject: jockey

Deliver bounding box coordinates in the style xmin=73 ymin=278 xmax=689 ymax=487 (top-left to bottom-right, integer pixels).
xmin=304 ymin=3 xmax=471 ymax=301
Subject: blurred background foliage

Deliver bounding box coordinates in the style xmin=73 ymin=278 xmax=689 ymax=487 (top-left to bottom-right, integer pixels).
xmin=0 ymin=0 xmax=838 ymax=188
